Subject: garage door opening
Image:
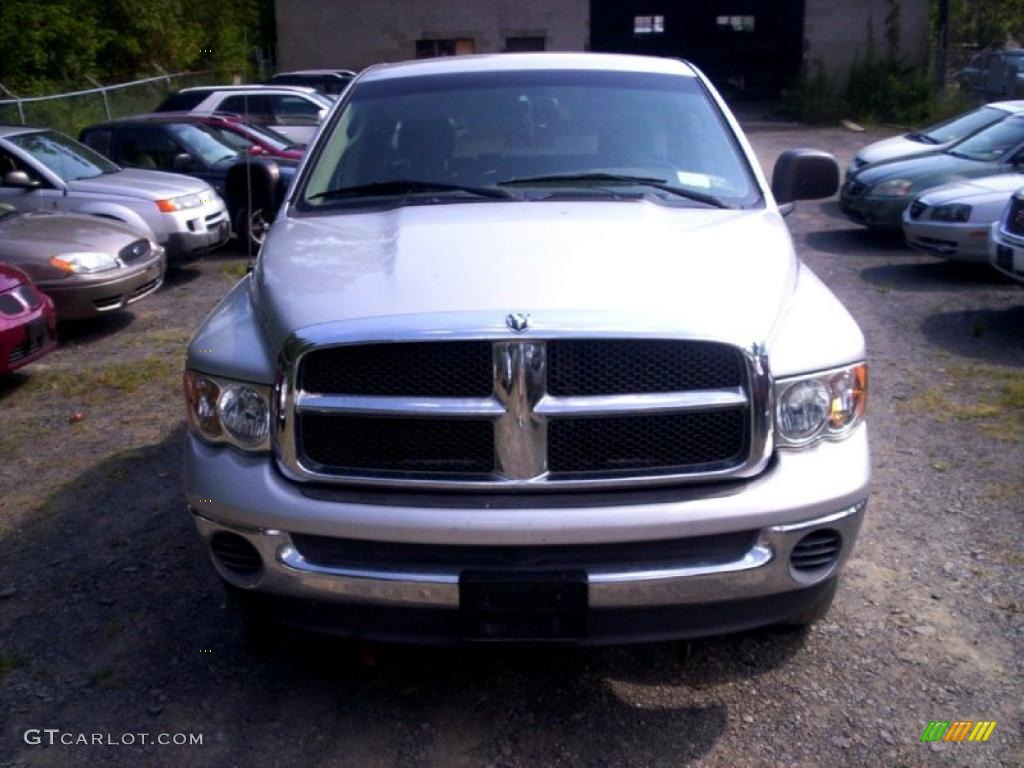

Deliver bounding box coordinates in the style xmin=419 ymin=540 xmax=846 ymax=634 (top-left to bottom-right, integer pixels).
xmin=590 ymin=0 xmax=805 ymax=99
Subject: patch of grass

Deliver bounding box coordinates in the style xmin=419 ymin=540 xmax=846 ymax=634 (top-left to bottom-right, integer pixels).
xmin=0 ymin=651 xmax=26 ymax=680
xmin=931 ymin=459 xmax=951 ymax=472
xmin=27 ymin=355 xmax=179 ymax=400
xmin=912 ymin=367 xmax=1024 ymax=443
xmin=90 ymin=666 xmax=118 ymax=689
xmin=219 ymin=261 xmax=249 ymax=282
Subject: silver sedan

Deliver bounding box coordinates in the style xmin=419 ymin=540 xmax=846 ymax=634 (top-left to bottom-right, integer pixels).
xmin=902 ymin=173 xmax=1024 ymax=262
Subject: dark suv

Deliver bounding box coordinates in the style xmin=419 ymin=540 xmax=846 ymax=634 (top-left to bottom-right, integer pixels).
xmin=81 ymin=116 xmax=297 ymax=245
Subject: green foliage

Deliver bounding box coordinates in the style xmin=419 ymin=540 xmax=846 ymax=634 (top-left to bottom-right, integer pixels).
xmin=0 ymin=0 xmax=272 ymax=96
xmin=945 ymin=0 xmax=1024 ymax=49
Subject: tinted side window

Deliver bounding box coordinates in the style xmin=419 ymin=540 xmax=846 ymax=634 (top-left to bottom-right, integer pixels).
xmin=156 ymin=91 xmax=210 ymax=111
xmin=116 ymin=127 xmax=182 ymax=170
xmin=220 ymin=94 xmax=270 ymax=120
xmin=271 ymin=95 xmax=321 ymax=125
xmin=80 ymin=129 xmax=113 ymax=158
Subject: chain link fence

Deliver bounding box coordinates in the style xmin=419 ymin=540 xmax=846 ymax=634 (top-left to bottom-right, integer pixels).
xmin=0 ymin=71 xmax=222 ymax=138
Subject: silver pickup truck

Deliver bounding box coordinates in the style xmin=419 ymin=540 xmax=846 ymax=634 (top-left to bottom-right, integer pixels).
xmin=184 ymin=54 xmax=869 ymax=644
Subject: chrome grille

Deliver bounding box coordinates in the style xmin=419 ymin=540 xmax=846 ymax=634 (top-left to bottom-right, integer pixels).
xmin=118 ymin=238 xmax=151 ymax=264
xmin=278 ymin=335 xmax=770 ymax=490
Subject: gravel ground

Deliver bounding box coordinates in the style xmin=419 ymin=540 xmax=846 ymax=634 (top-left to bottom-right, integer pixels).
xmin=0 ymin=123 xmax=1022 ymax=768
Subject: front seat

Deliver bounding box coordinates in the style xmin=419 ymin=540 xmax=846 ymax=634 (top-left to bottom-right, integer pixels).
xmin=394 ymin=118 xmax=454 ymax=182
xmin=597 ymin=117 xmax=660 ymax=169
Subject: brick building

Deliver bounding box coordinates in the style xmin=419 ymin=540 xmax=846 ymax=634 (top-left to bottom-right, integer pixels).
xmin=274 ymin=0 xmax=929 ymax=96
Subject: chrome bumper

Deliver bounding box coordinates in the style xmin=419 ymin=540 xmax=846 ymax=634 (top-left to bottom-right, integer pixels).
xmin=193 ymin=500 xmax=865 ymax=610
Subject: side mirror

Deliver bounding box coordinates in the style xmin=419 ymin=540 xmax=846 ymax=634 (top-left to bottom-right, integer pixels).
xmin=2 ymin=170 xmax=40 ymax=189
xmin=172 ymin=153 xmax=196 ymax=171
xmin=772 ymin=149 xmax=840 ymax=204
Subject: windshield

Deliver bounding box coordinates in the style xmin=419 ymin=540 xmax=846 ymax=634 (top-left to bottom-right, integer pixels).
xmin=299 ymin=69 xmax=759 ymax=209
xmin=922 ymin=106 xmax=1005 ymax=144
xmin=948 ymin=116 xmax=1024 ymax=162
xmin=167 ymin=123 xmax=239 ymax=165
xmin=7 ymin=130 xmax=118 ymax=181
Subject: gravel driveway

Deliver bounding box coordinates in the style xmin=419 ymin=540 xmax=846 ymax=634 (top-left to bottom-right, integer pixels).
xmin=0 ymin=123 xmax=1021 ymax=768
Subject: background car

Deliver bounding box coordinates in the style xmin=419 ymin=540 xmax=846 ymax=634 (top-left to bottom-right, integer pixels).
xmin=989 ymin=189 xmax=1024 ymax=283
xmin=0 ymin=126 xmax=229 ymax=262
xmin=847 ymin=101 xmax=1024 ymax=176
xmin=119 ymin=112 xmax=305 ymax=161
xmin=841 ymin=114 xmax=1024 ymax=229
xmin=264 ymin=69 xmax=355 ymax=98
xmin=153 ymin=85 xmax=332 ymax=145
xmin=902 ymin=174 xmax=1024 ymax=262
xmin=0 ymin=263 xmax=57 ymax=375
xmin=0 ymin=203 xmax=165 ymax=319
xmin=956 ymin=49 xmax=1024 ymax=97
xmin=80 ymin=116 xmax=298 ymax=247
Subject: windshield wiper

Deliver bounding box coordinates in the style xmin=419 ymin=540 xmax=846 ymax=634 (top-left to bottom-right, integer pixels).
xmin=497 ymin=172 xmax=731 ymax=208
xmin=308 ymin=179 xmax=513 ymax=201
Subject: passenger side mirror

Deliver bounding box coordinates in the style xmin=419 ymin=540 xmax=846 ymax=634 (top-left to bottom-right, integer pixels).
xmin=771 ymin=149 xmax=840 ymax=205
xmin=2 ymin=170 xmax=40 ymax=189
xmin=172 ymin=153 xmax=196 ymax=171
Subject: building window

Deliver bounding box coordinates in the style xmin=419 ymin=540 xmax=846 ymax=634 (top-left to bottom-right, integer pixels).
xmin=505 ymin=36 xmax=546 ymax=52
xmin=633 ymin=15 xmax=665 ymax=35
xmin=716 ymin=15 xmax=755 ymax=32
xmin=416 ymin=38 xmax=476 ymax=58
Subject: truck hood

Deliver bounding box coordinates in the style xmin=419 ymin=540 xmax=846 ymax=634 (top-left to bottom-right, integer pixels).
xmin=67 ymin=168 xmax=209 ymax=200
xmin=255 ymin=201 xmax=797 ymax=351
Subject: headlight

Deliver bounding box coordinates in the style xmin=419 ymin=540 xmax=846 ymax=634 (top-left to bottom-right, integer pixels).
xmin=871 ymin=179 xmax=914 ymax=197
xmin=156 ymin=192 xmax=206 ymax=212
xmin=184 ymin=371 xmax=271 ymax=451
xmin=49 ymin=252 xmax=119 ymax=274
xmin=775 ymin=363 xmax=867 ymax=447
xmin=931 ymin=203 xmax=972 ymax=222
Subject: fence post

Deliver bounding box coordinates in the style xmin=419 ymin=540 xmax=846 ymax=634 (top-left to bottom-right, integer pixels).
xmin=0 ymin=83 xmax=25 ymax=124
xmin=85 ymin=76 xmax=111 ymax=119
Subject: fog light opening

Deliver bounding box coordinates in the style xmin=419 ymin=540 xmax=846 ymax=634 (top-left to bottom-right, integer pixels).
xmin=790 ymin=529 xmax=842 ymax=579
xmin=210 ymin=532 xmax=263 ymax=577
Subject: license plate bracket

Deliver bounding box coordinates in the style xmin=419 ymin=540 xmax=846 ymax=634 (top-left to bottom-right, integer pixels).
xmin=459 ymin=570 xmax=588 ymax=641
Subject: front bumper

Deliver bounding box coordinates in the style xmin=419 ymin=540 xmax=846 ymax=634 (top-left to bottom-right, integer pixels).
xmin=902 ymin=214 xmax=992 ymax=262
xmin=161 ymin=206 xmax=231 ymax=262
xmin=40 ymin=251 xmax=166 ymax=319
xmin=185 ymin=426 xmax=870 ymax=643
xmin=840 ymin=191 xmax=909 ymax=229
xmin=989 ymin=224 xmax=1024 ymax=284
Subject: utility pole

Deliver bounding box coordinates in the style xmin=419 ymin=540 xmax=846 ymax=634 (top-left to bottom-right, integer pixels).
xmin=936 ymin=0 xmax=950 ymax=94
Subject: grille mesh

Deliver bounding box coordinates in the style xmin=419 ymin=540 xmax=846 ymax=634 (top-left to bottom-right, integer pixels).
xmin=300 ymin=414 xmax=495 ymax=474
xmin=547 ymin=409 xmax=748 ymax=474
xmin=300 ymin=342 xmax=494 ymax=396
xmin=547 ymin=340 xmax=744 ymax=396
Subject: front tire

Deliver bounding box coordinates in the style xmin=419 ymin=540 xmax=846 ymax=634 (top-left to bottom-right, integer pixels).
xmin=232 ymin=206 xmax=269 ymax=249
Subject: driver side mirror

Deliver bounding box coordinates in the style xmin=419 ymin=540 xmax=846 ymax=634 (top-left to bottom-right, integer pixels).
xmin=172 ymin=152 xmax=196 ymax=171
xmin=2 ymin=170 xmax=40 ymax=189
xmin=772 ymin=149 xmax=840 ymax=206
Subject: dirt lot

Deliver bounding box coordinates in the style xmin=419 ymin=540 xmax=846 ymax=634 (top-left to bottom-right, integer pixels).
xmin=1 ymin=124 xmax=1022 ymax=768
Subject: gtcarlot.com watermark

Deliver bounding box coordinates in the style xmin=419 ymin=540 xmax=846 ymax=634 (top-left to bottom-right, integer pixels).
xmin=24 ymin=729 xmax=203 ymax=746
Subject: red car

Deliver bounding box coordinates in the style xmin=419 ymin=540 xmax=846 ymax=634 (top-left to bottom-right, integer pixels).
xmin=0 ymin=264 xmax=57 ymax=375
xmin=136 ymin=111 xmax=305 ymax=160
